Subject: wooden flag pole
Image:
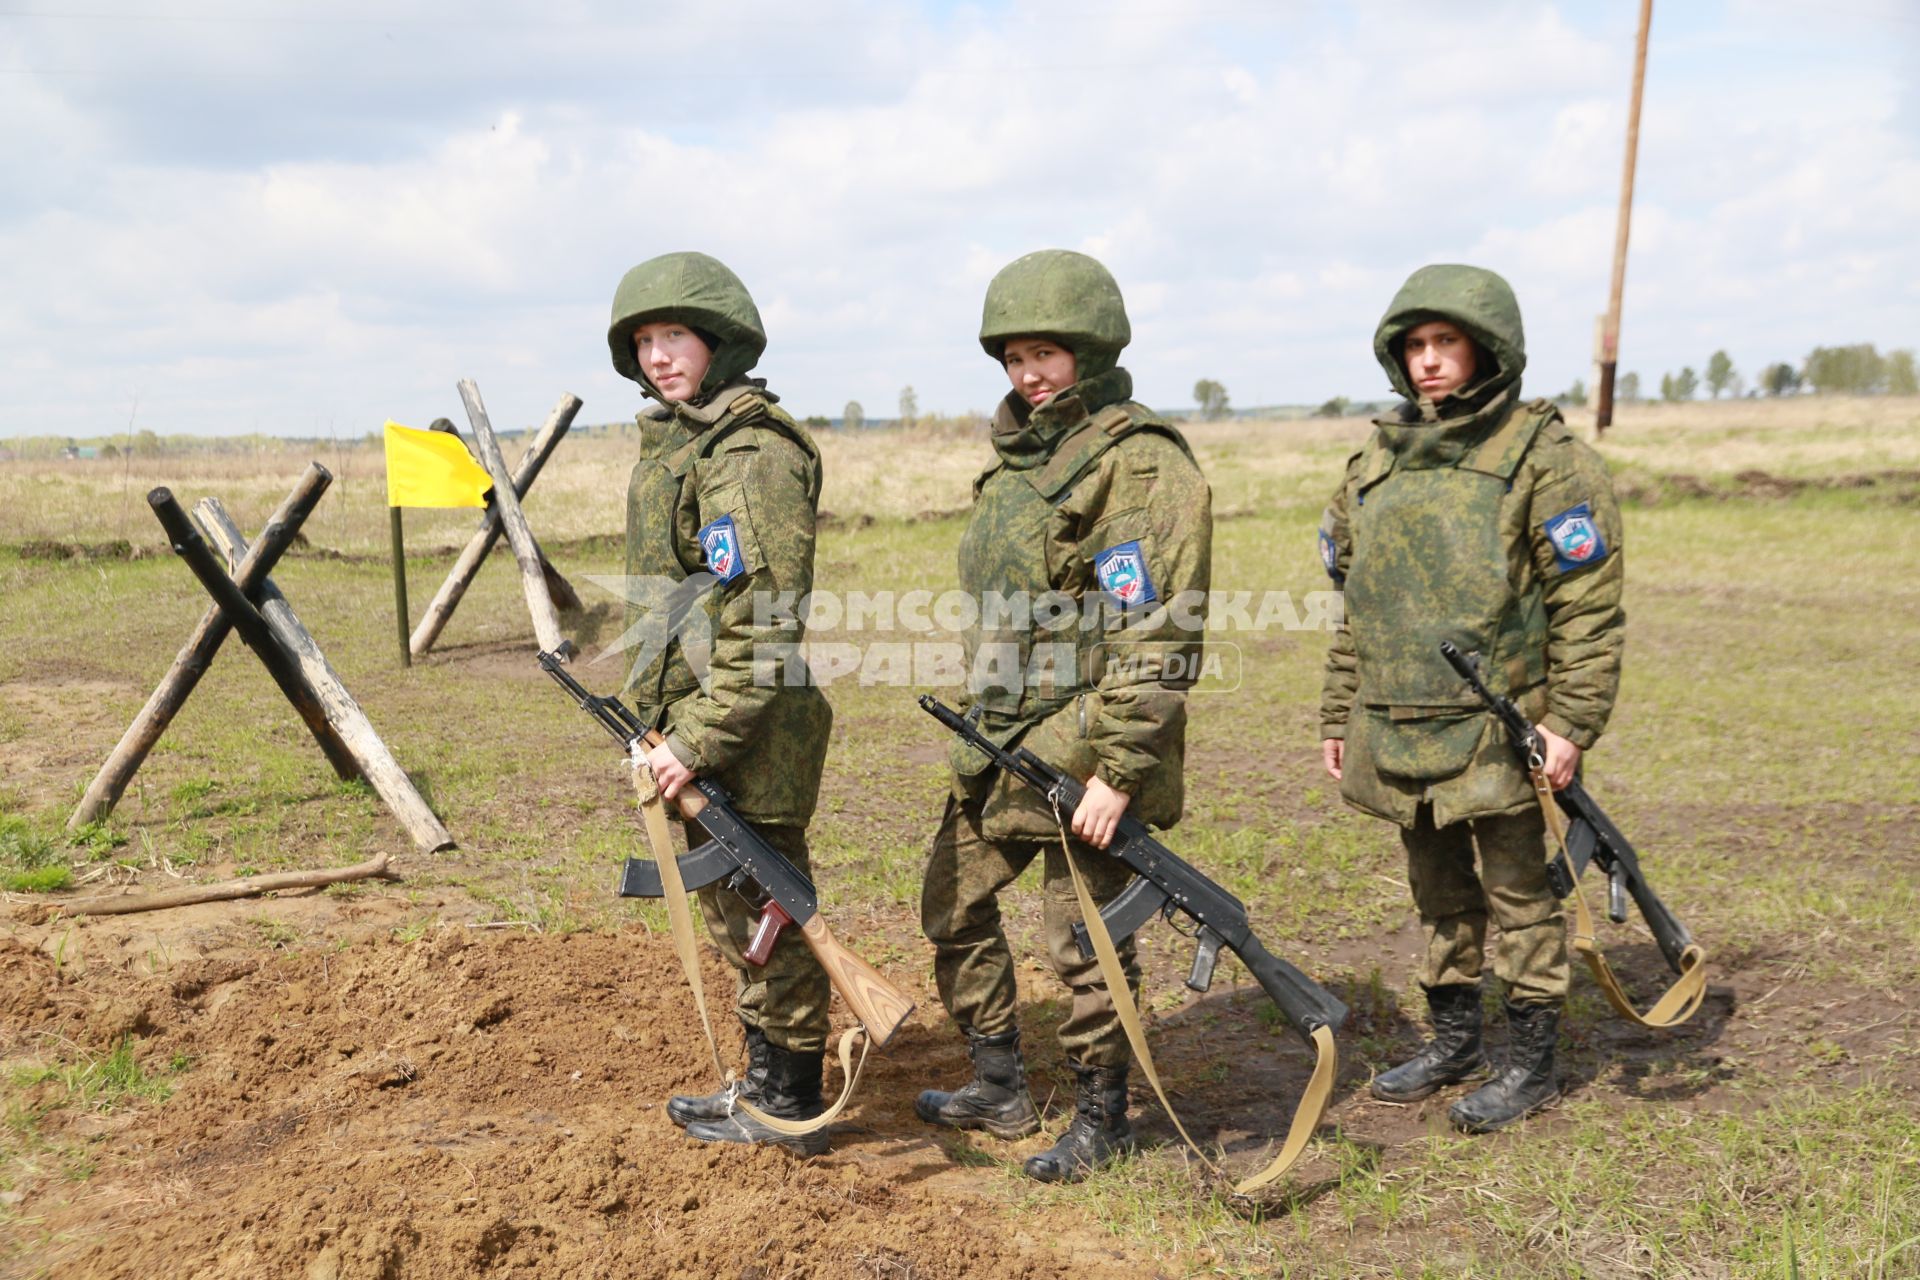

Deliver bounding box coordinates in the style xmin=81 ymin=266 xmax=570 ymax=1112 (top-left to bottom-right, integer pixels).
xmin=1595 ymin=0 xmax=1654 ymax=437
xmin=390 ymin=506 xmax=411 ymax=669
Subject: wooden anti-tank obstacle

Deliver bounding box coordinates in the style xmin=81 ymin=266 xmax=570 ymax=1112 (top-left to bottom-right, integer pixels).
xmin=69 ymin=468 xmax=454 ymax=854
xmin=407 ymin=391 xmax=584 ymax=659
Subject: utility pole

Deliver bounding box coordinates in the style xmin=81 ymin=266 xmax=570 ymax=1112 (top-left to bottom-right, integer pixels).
xmin=1594 ymin=0 xmax=1653 ymax=436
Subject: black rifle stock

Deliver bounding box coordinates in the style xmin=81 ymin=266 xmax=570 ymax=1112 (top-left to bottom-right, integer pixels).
xmin=541 ymin=652 xmax=914 ymax=1047
xmin=919 ymin=696 xmax=1348 ymax=1043
xmin=1438 ymin=641 xmax=1696 ymax=975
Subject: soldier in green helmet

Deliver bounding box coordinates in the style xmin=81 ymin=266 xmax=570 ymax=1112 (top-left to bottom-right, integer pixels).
xmin=606 ymin=251 xmax=836 ymax=1154
xmin=1319 ymin=264 xmax=1625 ymax=1133
xmin=916 ymin=250 xmax=1213 ymax=1182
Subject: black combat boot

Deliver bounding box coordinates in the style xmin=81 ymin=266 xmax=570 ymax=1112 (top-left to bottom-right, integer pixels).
xmin=683 ymin=1041 xmax=829 ymax=1156
xmin=1023 ymin=1059 xmax=1135 ymax=1184
xmin=1448 ymin=1001 xmax=1561 ymax=1134
xmin=914 ymin=1027 xmax=1042 ymax=1139
xmin=1370 ymin=983 xmax=1486 ymax=1102
xmin=667 ymin=1019 xmax=769 ymax=1129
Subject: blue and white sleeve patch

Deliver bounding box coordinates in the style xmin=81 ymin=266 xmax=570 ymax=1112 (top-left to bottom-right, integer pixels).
xmin=698 ymin=514 xmax=746 ymax=583
xmin=1093 ymin=539 xmax=1158 ymax=607
xmin=1318 ymin=528 xmax=1342 ymax=583
xmin=1543 ymin=502 xmax=1609 ymax=572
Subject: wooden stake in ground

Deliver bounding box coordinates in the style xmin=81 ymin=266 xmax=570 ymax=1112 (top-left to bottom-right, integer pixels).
xmin=194 ymin=498 xmax=456 ymax=855
xmin=411 ymin=393 xmax=583 ymax=658
xmin=457 ymin=380 xmax=572 ymax=660
xmin=1594 ymin=0 xmax=1654 ymax=436
xmin=390 ymin=506 xmax=412 ymax=669
xmin=70 ymin=464 xmax=333 ymax=829
xmin=55 ymin=853 xmax=395 ymax=918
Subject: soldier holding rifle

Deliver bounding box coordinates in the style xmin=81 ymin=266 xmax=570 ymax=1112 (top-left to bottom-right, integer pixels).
xmin=1319 ymin=264 xmax=1626 ymax=1133
xmin=607 ymin=251 xmax=837 ymax=1153
xmin=916 ymin=250 xmax=1213 ymax=1182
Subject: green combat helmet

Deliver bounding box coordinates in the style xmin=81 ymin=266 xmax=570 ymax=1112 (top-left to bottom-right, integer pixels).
xmin=607 ymin=251 xmax=767 ymax=402
xmin=1373 ymin=263 xmax=1527 ymax=406
xmin=979 ymin=250 xmax=1131 ymax=381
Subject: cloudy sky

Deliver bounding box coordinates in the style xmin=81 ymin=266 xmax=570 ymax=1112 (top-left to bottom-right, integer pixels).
xmin=2 ymin=0 xmax=1916 ymax=438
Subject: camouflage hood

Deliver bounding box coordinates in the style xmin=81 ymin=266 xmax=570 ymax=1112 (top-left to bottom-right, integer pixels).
xmin=979 ymin=250 xmax=1131 ymax=382
xmin=607 ymin=252 xmax=767 ymax=406
xmin=1374 ymin=264 xmax=1526 ymax=415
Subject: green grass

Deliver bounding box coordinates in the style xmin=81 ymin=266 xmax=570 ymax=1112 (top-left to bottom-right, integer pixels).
xmin=0 ymin=401 xmax=1916 ymax=1277
xmin=9 ymin=1040 xmax=186 ymax=1113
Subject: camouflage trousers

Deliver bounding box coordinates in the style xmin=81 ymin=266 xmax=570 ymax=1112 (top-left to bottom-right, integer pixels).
xmin=1401 ymin=802 xmax=1569 ymax=1006
xmin=686 ymin=820 xmax=831 ymax=1054
xmin=920 ymin=797 xmax=1141 ymax=1068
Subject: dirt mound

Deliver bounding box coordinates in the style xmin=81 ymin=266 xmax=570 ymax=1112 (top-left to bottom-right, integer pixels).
xmin=10 ymin=929 xmax=1152 ymax=1279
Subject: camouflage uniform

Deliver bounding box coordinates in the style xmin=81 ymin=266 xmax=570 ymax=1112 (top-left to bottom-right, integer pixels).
xmin=923 ymin=251 xmax=1213 ymax=1067
xmin=611 ymin=251 xmax=833 ymax=1053
xmin=1319 ymin=264 xmax=1625 ymax=1009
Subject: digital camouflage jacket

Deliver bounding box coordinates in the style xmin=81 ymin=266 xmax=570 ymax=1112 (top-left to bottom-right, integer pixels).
xmin=609 ymin=252 xmax=831 ymax=826
xmin=1319 ymin=265 xmax=1625 ymax=828
xmin=952 ymin=366 xmax=1213 ymax=839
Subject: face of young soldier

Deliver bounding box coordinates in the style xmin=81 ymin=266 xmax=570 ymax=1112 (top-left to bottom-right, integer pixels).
xmin=1402 ymin=320 xmax=1479 ymax=402
xmin=1002 ymin=336 xmax=1078 ymax=406
xmin=633 ymin=321 xmax=713 ymax=402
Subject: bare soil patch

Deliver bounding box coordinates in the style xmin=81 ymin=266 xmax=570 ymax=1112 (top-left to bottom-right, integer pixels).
xmin=3 ymin=922 xmax=1165 ymax=1279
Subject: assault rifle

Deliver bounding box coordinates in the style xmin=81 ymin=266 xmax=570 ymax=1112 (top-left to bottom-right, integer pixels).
xmin=542 ymin=652 xmax=914 ymax=1048
xmin=919 ymin=696 xmax=1348 ymax=1044
xmin=1439 ymin=641 xmax=1697 ymax=977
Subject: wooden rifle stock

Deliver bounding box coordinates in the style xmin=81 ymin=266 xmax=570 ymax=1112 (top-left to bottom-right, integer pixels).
xmin=638 ymin=729 xmax=915 ymax=1050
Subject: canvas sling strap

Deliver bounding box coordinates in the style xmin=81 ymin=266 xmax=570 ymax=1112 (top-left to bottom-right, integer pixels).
xmin=1528 ymin=762 xmax=1709 ymax=1028
xmin=1051 ymin=801 xmax=1337 ymax=1196
xmin=628 ymin=748 xmax=869 ymax=1137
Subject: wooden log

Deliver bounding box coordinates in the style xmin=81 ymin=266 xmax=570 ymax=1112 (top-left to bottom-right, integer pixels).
xmin=455 ymin=382 xmax=572 ymax=659
xmin=195 ymin=499 xmax=457 ymax=855
xmin=70 ymin=464 xmax=333 ymax=829
xmin=410 ymin=392 xmax=582 ymax=657
xmin=146 ymin=489 xmax=363 ymax=782
xmin=427 ymin=412 xmax=579 ymax=606
xmin=54 ymin=852 xmax=395 ymax=917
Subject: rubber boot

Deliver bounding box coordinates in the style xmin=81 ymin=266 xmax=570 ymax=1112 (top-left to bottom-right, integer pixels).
xmin=1449 ymin=1002 xmax=1561 ymax=1134
xmin=1023 ymin=1059 xmax=1135 ymax=1184
xmin=914 ymin=1027 xmax=1041 ymax=1140
xmin=1370 ymin=983 xmax=1486 ymax=1102
xmin=667 ymin=1020 xmax=769 ymax=1129
xmin=683 ymin=1041 xmax=829 ymax=1156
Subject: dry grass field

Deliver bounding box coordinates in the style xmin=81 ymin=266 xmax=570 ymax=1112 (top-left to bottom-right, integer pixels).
xmin=1 ymin=394 xmax=1917 ymax=1278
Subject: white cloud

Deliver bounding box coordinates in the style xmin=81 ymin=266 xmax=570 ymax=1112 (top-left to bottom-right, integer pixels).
xmin=0 ymin=0 xmax=1914 ymax=439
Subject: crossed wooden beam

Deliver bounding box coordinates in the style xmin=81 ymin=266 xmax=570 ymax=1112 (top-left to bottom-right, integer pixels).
xmin=408 ymin=386 xmax=583 ymax=660
xmin=69 ymin=465 xmax=455 ymax=854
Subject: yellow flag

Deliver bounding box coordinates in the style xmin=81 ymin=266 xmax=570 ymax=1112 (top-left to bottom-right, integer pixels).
xmin=383 ymin=420 xmax=493 ymax=509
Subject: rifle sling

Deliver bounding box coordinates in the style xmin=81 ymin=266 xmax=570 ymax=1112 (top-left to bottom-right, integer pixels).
xmin=1052 ymin=804 xmax=1337 ymax=1196
xmin=631 ymin=751 xmax=867 ymax=1137
xmin=1530 ymin=765 xmax=1709 ymax=1028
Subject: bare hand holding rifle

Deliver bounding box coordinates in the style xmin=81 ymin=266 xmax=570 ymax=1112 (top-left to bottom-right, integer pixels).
xmin=542 ymin=651 xmax=913 ymax=1048
xmin=1439 ymin=641 xmax=1708 ymax=1026
xmin=921 ymin=694 xmax=1346 ymax=1193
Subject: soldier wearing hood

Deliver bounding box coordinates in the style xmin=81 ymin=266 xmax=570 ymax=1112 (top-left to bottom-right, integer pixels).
xmin=606 ymin=251 xmax=836 ymax=1154
xmin=1319 ymin=264 xmax=1625 ymax=1133
xmin=916 ymin=250 xmax=1213 ymax=1182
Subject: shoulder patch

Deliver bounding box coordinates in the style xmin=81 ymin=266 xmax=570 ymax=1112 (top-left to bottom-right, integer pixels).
xmin=1094 ymin=539 xmax=1158 ymax=608
xmin=698 ymin=514 xmax=747 ymax=583
xmin=1318 ymin=528 xmax=1341 ymax=581
xmin=1543 ymin=502 xmax=1608 ymax=572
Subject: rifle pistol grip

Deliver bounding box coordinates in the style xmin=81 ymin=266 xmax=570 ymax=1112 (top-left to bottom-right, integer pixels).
xmin=1186 ymin=928 xmax=1224 ymax=993
xmin=744 ymin=899 xmax=793 ymax=967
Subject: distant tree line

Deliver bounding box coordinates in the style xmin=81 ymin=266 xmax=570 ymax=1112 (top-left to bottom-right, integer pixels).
xmin=1591 ymin=343 xmax=1918 ymax=405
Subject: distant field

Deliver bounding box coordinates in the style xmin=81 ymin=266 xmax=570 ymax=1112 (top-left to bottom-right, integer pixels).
xmin=2 ymin=394 xmax=1917 ymax=1278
